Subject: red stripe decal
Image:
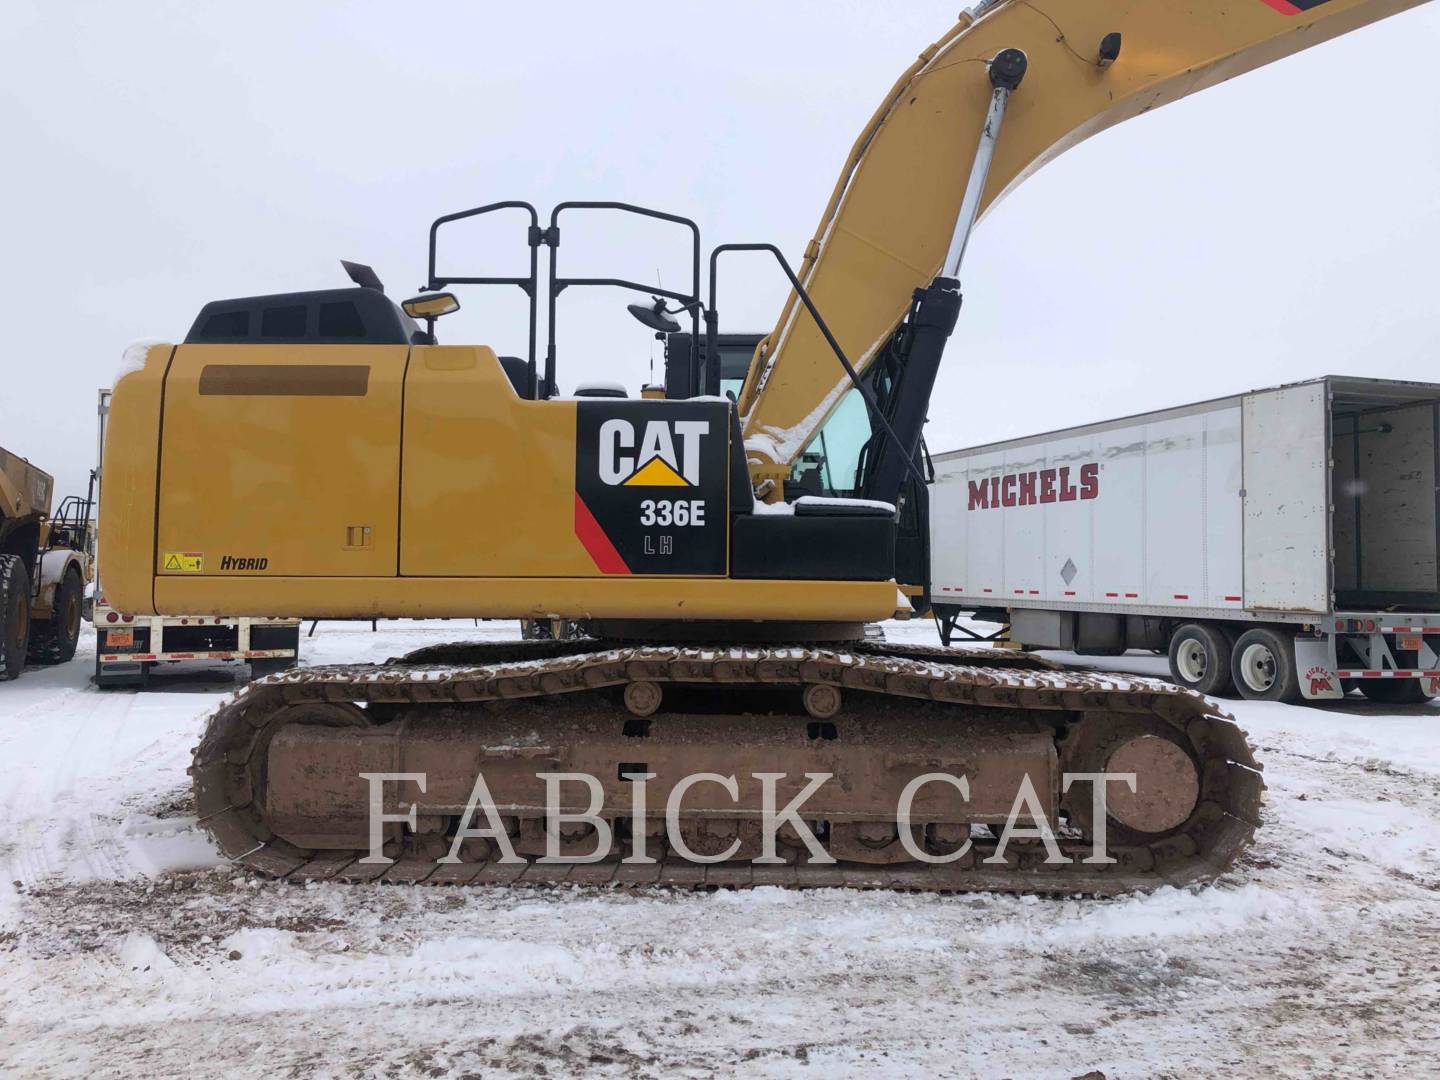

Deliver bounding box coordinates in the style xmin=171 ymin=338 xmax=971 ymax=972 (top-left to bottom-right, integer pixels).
xmin=1105 ymin=592 xmax=1118 ymax=598
xmin=573 ymin=494 xmax=630 ymax=575
xmin=1173 ymin=594 xmax=1189 ymax=600
xmin=1064 ymin=591 xmax=1076 ymax=596
xmin=1260 ymin=0 xmax=1302 ymax=14
xmin=1124 ymin=593 xmax=1139 ymax=599
xmin=1224 ymin=595 xmax=1243 ymax=602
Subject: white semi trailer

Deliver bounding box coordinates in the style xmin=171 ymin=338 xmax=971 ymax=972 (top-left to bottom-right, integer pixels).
xmin=929 ymin=376 xmax=1440 ymax=705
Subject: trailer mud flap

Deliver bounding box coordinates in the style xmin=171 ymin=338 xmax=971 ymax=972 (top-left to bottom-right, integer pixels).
xmin=1295 ymin=637 xmax=1343 ymax=700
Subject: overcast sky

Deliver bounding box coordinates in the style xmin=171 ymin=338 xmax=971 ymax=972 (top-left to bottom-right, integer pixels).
xmin=4 ymin=0 xmax=1438 ymax=500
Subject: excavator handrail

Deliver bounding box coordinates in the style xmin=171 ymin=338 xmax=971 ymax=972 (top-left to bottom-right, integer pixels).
xmin=709 ymin=242 xmax=928 ymax=498
xmin=544 ymin=201 xmax=703 ymax=400
xmin=424 ymin=200 xmax=542 ymax=397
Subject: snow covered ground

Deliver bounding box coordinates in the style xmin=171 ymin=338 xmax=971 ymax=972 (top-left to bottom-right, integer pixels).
xmin=2 ymin=620 xmax=1437 ymax=1078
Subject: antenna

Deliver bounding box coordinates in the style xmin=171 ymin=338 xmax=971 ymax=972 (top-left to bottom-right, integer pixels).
xmin=649 ymin=266 xmax=663 ymax=385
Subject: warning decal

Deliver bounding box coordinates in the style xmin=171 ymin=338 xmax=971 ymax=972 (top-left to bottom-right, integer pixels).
xmin=162 ymin=552 xmax=204 ymax=573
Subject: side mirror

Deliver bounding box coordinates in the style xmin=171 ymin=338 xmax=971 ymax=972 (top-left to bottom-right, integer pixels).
xmin=402 ymin=292 xmax=461 ymax=319
xmin=626 ymin=297 xmax=682 ymax=335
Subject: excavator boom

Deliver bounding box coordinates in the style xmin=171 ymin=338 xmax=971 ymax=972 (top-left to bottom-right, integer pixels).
xmin=739 ymin=0 xmax=1428 ymax=484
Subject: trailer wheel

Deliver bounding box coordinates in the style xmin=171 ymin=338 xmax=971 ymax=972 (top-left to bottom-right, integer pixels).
xmin=1357 ymin=679 xmax=1436 ymax=706
xmin=1167 ymin=623 xmax=1236 ymax=697
xmin=28 ymin=567 xmax=83 ymax=664
xmin=0 ymin=555 xmax=32 ymax=681
xmin=1231 ymin=628 xmax=1301 ymax=703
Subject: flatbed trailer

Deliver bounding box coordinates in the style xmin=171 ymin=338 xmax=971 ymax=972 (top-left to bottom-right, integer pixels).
xmin=929 ymin=376 xmax=1440 ymax=704
xmin=92 ymin=599 xmax=300 ymax=688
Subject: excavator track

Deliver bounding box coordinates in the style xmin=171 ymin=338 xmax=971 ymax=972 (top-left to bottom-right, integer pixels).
xmin=190 ymin=640 xmax=1263 ymax=895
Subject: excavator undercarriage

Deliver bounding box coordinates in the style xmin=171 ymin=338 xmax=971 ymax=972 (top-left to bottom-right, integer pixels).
xmin=193 ymin=640 xmax=1263 ymax=893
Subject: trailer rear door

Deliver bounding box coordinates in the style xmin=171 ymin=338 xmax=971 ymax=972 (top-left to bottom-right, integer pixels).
xmin=1242 ymin=382 xmax=1329 ymax=613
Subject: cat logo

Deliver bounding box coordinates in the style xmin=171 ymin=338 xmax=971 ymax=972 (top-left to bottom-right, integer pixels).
xmin=598 ymin=418 xmax=710 ymax=487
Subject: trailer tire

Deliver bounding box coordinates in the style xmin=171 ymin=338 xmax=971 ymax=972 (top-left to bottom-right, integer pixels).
xmin=1358 ymin=679 xmax=1436 ymax=706
xmin=1231 ymin=627 xmax=1301 ymax=703
xmin=0 ymin=555 xmax=31 ymax=681
xmin=28 ymin=567 xmax=83 ymax=665
xmin=1167 ymin=623 xmax=1236 ymax=697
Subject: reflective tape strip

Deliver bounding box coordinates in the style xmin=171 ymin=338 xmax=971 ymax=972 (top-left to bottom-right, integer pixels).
xmin=98 ymin=649 xmax=295 ymax=663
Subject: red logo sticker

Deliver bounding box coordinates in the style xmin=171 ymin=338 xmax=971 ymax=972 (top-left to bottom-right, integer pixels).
xmin=1304 ymin=666 xmax=1336 ymax=696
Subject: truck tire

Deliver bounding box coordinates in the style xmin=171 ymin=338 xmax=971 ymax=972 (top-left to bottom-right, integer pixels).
xmin=28 ymin=567 xmax=82 ymax=664
xmin=1358 ymin=679 xmax=1437 ymax=706
xmin=1167 ymin=622 xmax=1236 ymax=697
xmin=0 ymin=555 xmax=31 ymax=680
xmin=1231 ymin=627 xmax=1301 ymax=703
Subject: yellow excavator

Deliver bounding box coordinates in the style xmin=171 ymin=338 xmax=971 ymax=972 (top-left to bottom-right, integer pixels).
xmin=101 ymin=0 xmax=1426 ymax=891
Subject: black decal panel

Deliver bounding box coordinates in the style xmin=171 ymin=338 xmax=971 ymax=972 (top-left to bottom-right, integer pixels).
xmin=574 ymin=401 xmax=729 ymax=575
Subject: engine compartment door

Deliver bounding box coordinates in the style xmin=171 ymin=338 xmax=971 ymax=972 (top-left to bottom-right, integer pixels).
xmin=155 ymin=344 xmax=407 ymax=578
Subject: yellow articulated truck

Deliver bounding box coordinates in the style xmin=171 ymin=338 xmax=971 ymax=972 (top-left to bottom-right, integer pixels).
xmin=0 ymin=445 xmax=91 ymax=680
